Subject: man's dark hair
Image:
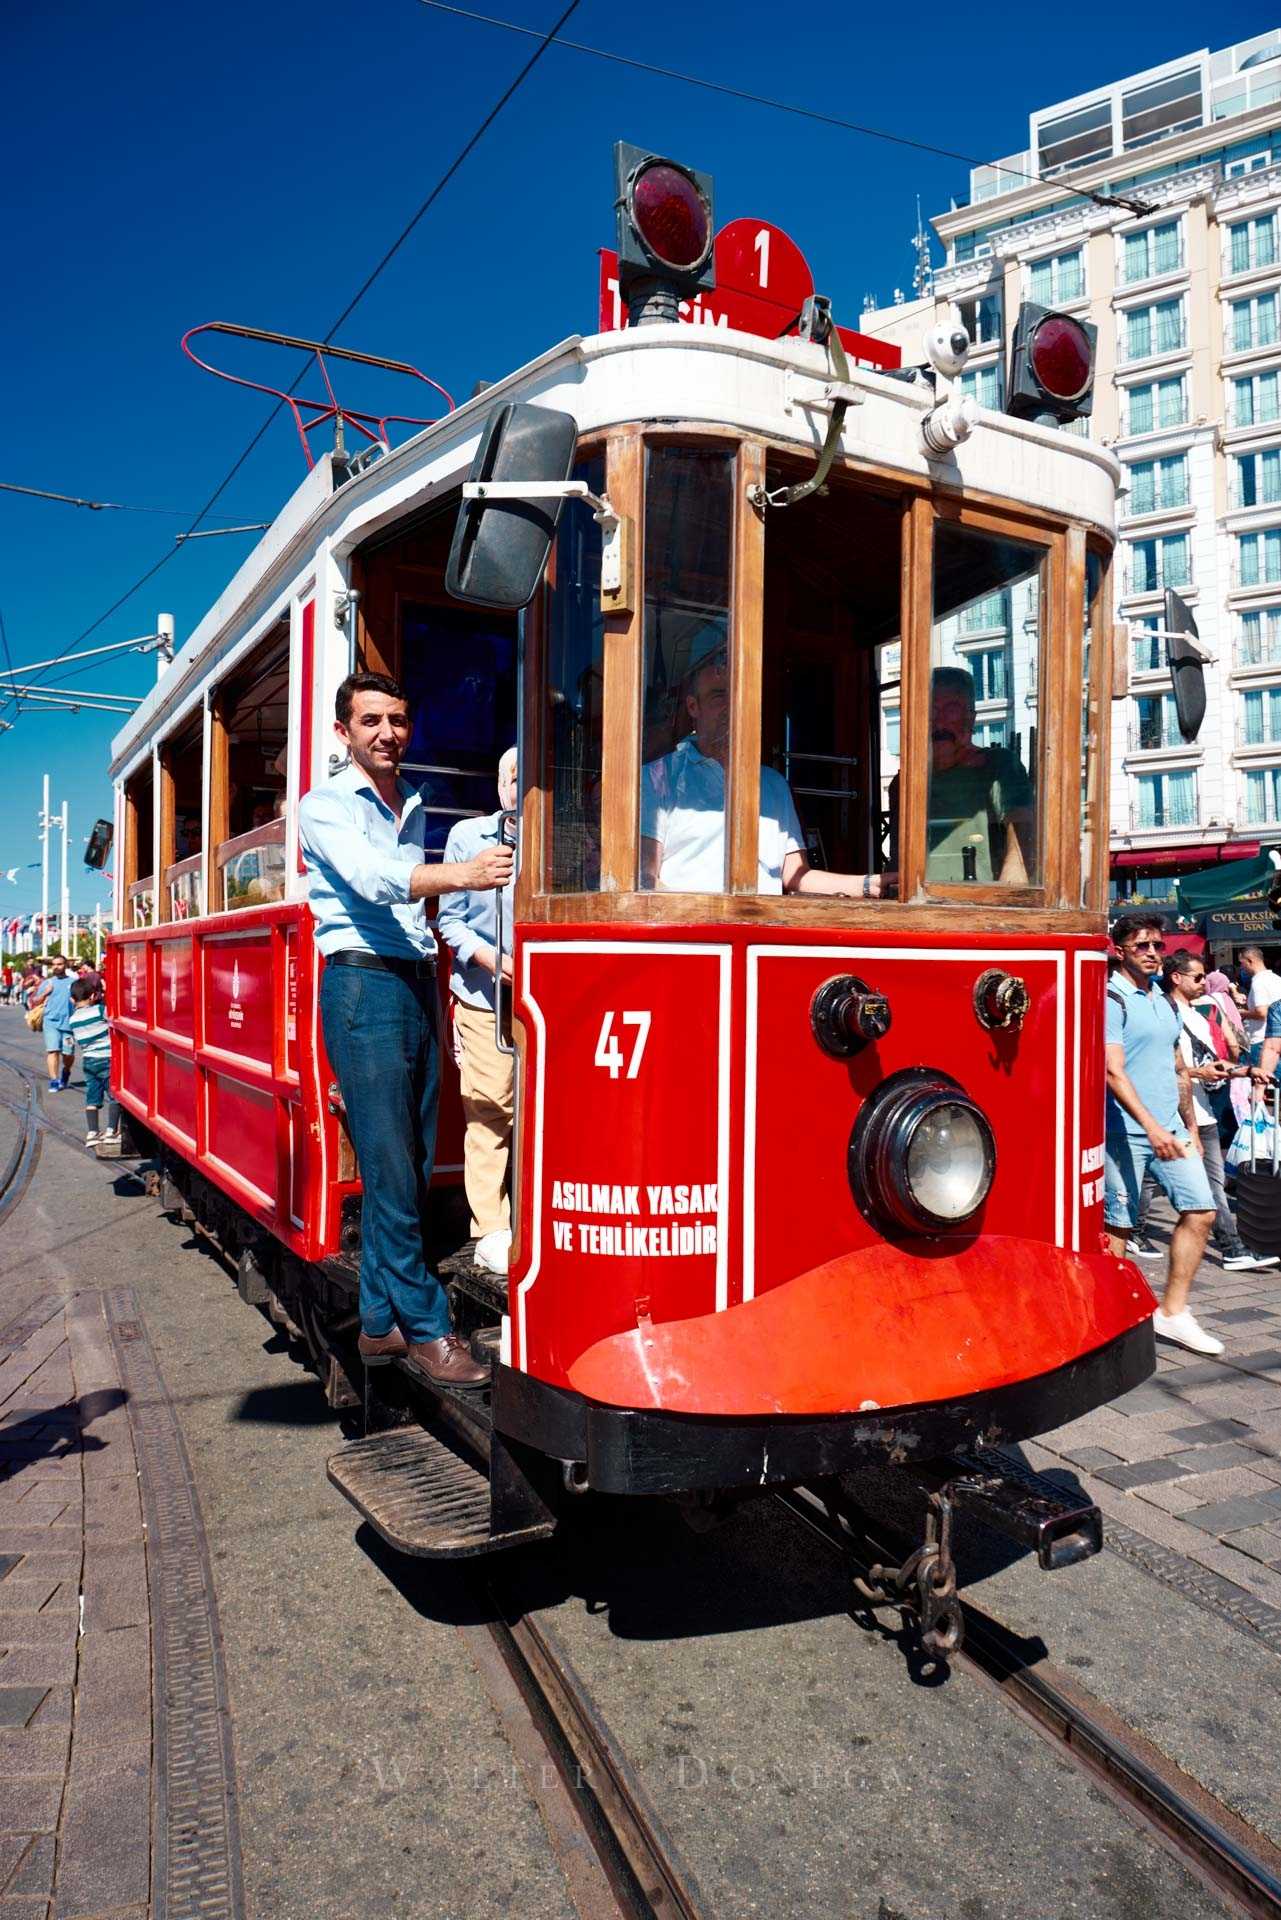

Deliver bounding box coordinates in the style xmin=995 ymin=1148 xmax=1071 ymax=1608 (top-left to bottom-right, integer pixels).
xmin=1110 ymin=911 xmax=1167 ymax=948
xmin=335 ymin=672 xmax=410 ymax=728
xmin=70 ymin=978 xmax=96 ymax=1004
xmin=1163 ymin=947 xmax=1201 ymax=981
xmin=1241 ymin=945 xmax=1265 ymax=964
xmin=931 ymin=666 xmax=977 ymax=714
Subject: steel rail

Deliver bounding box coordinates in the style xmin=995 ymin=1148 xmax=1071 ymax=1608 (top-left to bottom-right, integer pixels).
xmin=480 ymin=1589 xmax=710 ymax=1920
xmin=0 ymin=1050 xmax=99 ymax=1158
xmin=777 ymin=1486 xmax=1281 ymax=1920
xmin=0 ymin=1062 xmax=39 ymax=1227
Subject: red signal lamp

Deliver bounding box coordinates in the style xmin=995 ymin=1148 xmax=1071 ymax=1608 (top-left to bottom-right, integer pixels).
xmin=614 ymin=141 xmax=715 ymax=325
xmin=1006 ymin=304 xmax=1097 ymax=426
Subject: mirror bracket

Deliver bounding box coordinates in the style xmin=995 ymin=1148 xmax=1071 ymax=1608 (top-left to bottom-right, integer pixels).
xmin=461 ymin=480 xmax=632 ymax=609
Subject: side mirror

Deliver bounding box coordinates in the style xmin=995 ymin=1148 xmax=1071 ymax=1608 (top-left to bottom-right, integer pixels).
xmin=1164 ymin=589 xmax=1206 ymax=743
xmin=446 ymin=403 xmax=578 ymax=609
xmin=83 ymin=818 xmax=113 ymax=871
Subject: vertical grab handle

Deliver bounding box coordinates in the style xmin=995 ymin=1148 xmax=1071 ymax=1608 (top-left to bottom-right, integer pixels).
xmin=494 ymin=809 xmax=518 ymax=1058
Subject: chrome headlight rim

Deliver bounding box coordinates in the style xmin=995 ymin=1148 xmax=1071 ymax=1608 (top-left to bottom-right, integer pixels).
xmin=848 ymin=1068 xmax=997 ymax=1236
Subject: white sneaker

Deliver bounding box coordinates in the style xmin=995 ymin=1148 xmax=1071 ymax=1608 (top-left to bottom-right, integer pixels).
xmin=100 ymin=1126 xmax=120 ymax=1142
xmin=1152 ymin=1309 xmax=1225 ymax=1356
xmin=473 ymin=1230 xmax=511 ymax=1275
xmin=84 ymin=1130 xmax=101 ymax=1147
xmin=1223 ymin=1249 xmax=1279 ymax=1271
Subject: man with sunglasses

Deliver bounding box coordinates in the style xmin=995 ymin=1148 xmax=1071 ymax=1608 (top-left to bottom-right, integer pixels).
xmin=1104 ymin=915 xmax=1222 ymax=1355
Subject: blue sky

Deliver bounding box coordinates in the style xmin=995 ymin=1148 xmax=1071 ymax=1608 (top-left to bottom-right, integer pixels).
xmin=1 ymin=0 xmax=1269 ymax=911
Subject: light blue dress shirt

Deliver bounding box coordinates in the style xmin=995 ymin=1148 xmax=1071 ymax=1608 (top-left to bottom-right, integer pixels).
xmin=640 ymin=737 xmax=805 ymax=891
xmin=437 ymin=812 xmax=514 ymax=1010
xmin=298 ymin=763 xmax=435 ymax=959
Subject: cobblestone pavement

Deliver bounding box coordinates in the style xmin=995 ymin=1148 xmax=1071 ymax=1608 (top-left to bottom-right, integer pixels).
xmin=0 ymin=1291 xmax=151 ymax=1920
xmin=1029 ymin=1206 xmax=1281 ymax=1614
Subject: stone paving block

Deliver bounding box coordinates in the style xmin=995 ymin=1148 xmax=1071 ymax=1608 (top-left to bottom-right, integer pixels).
xmin=0 ymin=1686 xmax=48 ymax=1728
xmin=75 ymin=1625 xmax=147 ymax=1739
xmin=0 ymin=1614 xmax=78 ymax=1649
xmin=1109 ymin=1383 xmax=1181 ymax=1415
xmin=1166 ymin=1417 xmax=1252 ymax=1444
xmin=1213 ymin=1306 xmax=1278 ymax=1323
xmin=1167 ymin=1441 xmax=1271 ymax=1474
xmin=1182 ymin=1537 xmax=1281 ymax=1606
xmin=1183 ymin=1495 xmax=1281 ymax=1533
xmin=2 ymin=1553 xmax=77 ymax=1581
xmin=0 ymin=1730 xmax=70 ymax=1775
xmin=0 ymin=1774 xmax=63 ymax=1830
xmin=1170 ymin=1382 xmax=1281 ymax=1419
xmin=27 ymin=1687 xmax=71 ymax=1729
xmin=0 ymin=1581 xmax=62 ymax=1614
xmin=0 ymin=1896 xmax=52 ymax=1919
xmin=1060 ymin=1447 xmax=1123 ymax=1471
xmin=55 ymin=1752 xmax=149 ymax=1917
xmin=81 ymin=1548 xmax=144 ymax=1633
xmin=1221 ymin=1523 xmax=1281 ymax=1568
xmin=0 ymin=1645 xmax=76 ymax=1686
xmin=0 ymin=1833 xmax=32 ymax=1888
xmin=1093 ymin=1457 xmax=1190 ymax=1489
xmin=6 ymin=1831 xmax=55 ymax=1896
xmin=1156 ymin=1465 xmax=1281 ymax=1505
xmin=1130 ymin=1476 xmax=1207 ymax=1515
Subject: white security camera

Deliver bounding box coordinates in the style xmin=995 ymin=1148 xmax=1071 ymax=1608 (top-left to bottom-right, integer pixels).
xmin=923 ymin=324 xmax=971 ymax=379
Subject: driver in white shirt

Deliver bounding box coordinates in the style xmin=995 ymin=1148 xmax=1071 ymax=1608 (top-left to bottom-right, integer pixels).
xmin=640 ymin=650 xmax=890 ymax=897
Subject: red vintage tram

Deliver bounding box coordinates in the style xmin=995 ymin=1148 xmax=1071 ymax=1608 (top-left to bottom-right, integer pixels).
xmin=105 ymin=150 xmax=1165 ymax=1637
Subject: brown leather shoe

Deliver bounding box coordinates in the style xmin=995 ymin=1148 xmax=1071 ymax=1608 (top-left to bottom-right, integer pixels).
xmin=405 ymin=1333 xmax=490 ymax=1388
xmin=357 ymin=1326 xmax=409 ymax=1366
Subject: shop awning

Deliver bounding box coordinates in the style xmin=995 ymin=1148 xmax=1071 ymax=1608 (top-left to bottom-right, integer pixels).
xmin=1175 ymin=853 xmax=1278 ymax=914
xmin=1113 ymin=841 xmax=1261 ymax=872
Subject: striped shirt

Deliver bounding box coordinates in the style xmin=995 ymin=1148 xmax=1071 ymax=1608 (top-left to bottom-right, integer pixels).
xmin=68 ymin=1001 xmax=111 ymax=1062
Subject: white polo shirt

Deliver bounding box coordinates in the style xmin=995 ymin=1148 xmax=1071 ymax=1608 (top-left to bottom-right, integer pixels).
xmin=640 ymin=737 xmax=805 ymax=892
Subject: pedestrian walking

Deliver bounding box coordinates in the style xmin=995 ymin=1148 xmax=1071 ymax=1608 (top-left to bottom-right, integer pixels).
xmin=437 ymin=748 xmax=518 ymax=1276
xmin=1240 ymin=946 xmax=1281 ymax=1064
xmin=299 ymin=671 xmax=512 ymax=1387
xmin=68 ymin=978 xmax=118 ymax=1146
xmin=28 ymin=955 xmax=76 ymax=1090
xmin=1164 ymin=949 xmax=1276 ymax=1272
xmin=1104 ymin=914 xmax=1222 ymax=1355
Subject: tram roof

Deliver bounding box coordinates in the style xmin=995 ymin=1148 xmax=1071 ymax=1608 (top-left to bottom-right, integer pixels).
xmin=110 ymin=324 xmax=1120 ymax=778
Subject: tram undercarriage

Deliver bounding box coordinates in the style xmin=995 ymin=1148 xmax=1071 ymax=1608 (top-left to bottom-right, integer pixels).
xmin=127 ymin=1111 xmax=1141 ymax=1654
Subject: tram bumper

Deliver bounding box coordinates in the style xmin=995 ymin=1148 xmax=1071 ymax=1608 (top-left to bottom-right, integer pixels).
xmin=552 ymin=1236 xmax=1155 ymax=1494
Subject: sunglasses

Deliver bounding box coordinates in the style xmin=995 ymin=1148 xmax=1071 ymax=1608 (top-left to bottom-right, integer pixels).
xmin=1125 ymin=939 xmax=1166 ymax=953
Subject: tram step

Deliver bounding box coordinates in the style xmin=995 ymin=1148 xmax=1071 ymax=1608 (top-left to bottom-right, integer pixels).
xmin=326 ymin=1426 xmax=555 ymax=1559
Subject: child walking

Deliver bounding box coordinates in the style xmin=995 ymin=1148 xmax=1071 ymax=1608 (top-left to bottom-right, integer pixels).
xmin=68 ymin=978 xmax=118 ymax=1147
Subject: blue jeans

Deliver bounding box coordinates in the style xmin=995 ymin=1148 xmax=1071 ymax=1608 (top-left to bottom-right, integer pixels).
xmin=83 ymin=1058 xmax=117 ymax=1128
xmin=320 ymin=963 xmax=449 ymax=1343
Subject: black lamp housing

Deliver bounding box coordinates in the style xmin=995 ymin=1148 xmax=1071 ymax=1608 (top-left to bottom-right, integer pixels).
xmin=1005 ymin=303 xmax=1097 ymax=427
xmin=614 ymin=141 xmax=715 ymax=325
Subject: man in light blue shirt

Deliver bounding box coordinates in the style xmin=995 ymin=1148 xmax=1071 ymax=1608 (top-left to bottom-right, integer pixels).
xmin=438 ymin=748 xmax=518 ymax=1276
xmin=299 ymin=672 xmax=511 ymax=1388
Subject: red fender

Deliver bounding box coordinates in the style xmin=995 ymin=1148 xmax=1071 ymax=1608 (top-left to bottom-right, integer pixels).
xmin=566 ymin=1236 xmax=1154 ymax=1417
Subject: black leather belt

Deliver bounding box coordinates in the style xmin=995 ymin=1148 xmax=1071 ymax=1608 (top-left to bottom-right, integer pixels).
xmin=328 ymin=949 xmax=435 ymax=980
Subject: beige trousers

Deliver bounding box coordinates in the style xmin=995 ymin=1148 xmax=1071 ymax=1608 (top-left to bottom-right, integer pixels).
xmin=453 ymin=998 xmax=514 ymax=1238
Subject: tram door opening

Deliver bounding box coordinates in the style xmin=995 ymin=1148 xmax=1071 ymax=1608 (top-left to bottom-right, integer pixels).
xmin=760 ymin=472 xmax=903 ymax=885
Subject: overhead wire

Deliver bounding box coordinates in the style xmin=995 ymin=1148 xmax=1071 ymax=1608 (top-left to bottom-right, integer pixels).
xmin=5 ymin=0 xmax=584 ymax=716
xmin=0 ymin=609 xmax=20 ymax=723
xmin=411 ymin=0 xmax=1154 ymax=212
xmin=0 ymin=480 xmax=261 ymax=519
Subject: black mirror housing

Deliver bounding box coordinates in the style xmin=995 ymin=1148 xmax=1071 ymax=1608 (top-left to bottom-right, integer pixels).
xmin=446 ymin=403 xmax=579 ymax=610
xmin=1164 ymin=589 xmax=1206 ymax=743
xmin=83 ymin=818 xmax=113 ymax=871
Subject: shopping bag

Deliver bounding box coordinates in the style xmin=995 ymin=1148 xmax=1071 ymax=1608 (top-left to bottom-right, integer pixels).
xmin=24 ymin=1000 xmax=44 ymax=1033
xmin=1226 ymin=1102 xmax=1279 ymax=1171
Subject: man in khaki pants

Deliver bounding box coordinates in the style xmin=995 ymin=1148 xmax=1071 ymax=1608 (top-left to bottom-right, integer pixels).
xmin=439 ymin=750 xmax=518 ymax=1274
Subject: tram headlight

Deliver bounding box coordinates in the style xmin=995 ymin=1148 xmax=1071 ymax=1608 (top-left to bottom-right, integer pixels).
xmin=849 ymin=1071 xmax=996 ymax=1234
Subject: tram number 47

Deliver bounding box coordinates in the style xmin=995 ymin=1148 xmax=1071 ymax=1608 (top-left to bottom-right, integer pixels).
xmin=594 ymin=1010 xmax=651 ymax=1080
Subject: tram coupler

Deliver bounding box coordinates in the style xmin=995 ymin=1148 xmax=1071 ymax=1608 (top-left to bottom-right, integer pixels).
xmin=935 ymin=1455 xmax=1103 ymax=1571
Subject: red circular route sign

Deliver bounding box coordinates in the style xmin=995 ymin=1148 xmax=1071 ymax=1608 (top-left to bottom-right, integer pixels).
xmin=713 ymin=218 xmax=813 ymax=319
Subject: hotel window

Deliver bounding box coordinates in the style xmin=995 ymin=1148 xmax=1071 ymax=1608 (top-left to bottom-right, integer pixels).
xmin=1134 ymin=691 xmax=1178 ymax=749
xmin=1122 ymin=220 xmax=1183 ymax=284
xmin=1231 ymin=369 xmax=1281 ymax=427
xmin=957 ymin=362 xmax=1003 ymax=409
xmin=1227 ymin=213 xmax=1279 ymax=276
xmin=968 ymin=644 xmax=1009 ymax=702
xmin=1136 ymin=769 xmax=1197 ymax=829
xmin=958 ymin=590 xmax=1007 ymax=633
xmin=1233 ymin=448 xmax=1281 ymax=508
xmin=1239 ymin=606 xmax=1281 ymax=664
xmin=1242 ymin=686 xmax=1281 ymax=744
xmin=1245 ymin=766 xmax=1281 ymax=825
xmin=1123 ymin=297 xmax=1185 ymax=363
xmin=956 ymin=291 xmax=1001 ymax=346
xmin=882 ymin=704 xmax=900 ymax=758
xmin=1121 ymin=68 xmax=1202 ymax=151
xmin=1229 ymin=291 xmax=1279 ymax=354
xmin=1123 ymin=376 xmax=1187 ymax=436
xmin=1129 ymin=533 xmax=1190 ymax=594
xmin=1127 ymin=455 xmax=1188 ymax=515
xmin=1037 ymin=98 xmax=1112 ymax=175
xmin=973 ymin=718 xmax=1010 ymax=750
xmin=1132 ymin=616 xmax=1164 ymax=673
xmin=1236 ymin=527 xmax=1281 ymax=586
xmin=1028 ymin=249 xmax=1084 ymax=305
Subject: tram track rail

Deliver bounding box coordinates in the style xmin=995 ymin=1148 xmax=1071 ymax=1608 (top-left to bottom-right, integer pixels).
xmin=471 ymin=1583 xmax=709 ymax=1920
xmin=778 ymin=1484 xmax=1281 ymax=1920
xmin=0 ymin=1059 xmax=41 ymax=1227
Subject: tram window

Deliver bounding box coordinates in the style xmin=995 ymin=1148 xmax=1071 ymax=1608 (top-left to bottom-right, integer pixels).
xmin=124 ymin=767 xmax=154 ymax=928
xmin=163 ymin=711 xmax=204 ymax=919
xmin=546 ymin=456 xmax=604 ymax=891
xmin=925 ymin=524 xmax=1044 ymax=887
xmin=400 ymin=606 xmax=516 ymax=860
xmin=215 ymin=622 xmax=290 ymax=910
xmin=639 ymin=446 xmax=734 ymax=892
xmin=758 ymin=475 xmax=902 ymax=897
xmin=1081 ymin=549 xmax=1106 ymax=908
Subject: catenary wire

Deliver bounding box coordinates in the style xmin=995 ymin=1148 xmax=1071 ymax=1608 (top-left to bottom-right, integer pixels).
xmin=0 ymin=609 xmax=20 ymax=723
xmin=6 ymin=0 xmax=584 ymax=716
xmin=0 ymin=480 xmax=259 ymax=519
xmin=411 ymin=0 xmax=1152 ymax=210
